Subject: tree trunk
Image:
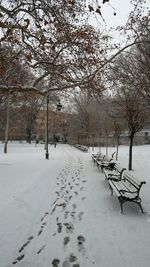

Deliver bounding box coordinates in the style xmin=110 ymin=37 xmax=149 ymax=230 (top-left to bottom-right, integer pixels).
xmin=106 ymin=135 xmax=108 ymax=156
xmin=116 ymin=135 xmax=120 ymax=161
xmin=87 ymin=134 xmax=89 ymax=147
xmin=26 ymin=124 xmax=32 ymax=143
xmin=99 ymin=134 xmax=101 ymax=153
xmin=4 ymin=94 xmax=10 ymax=154
xmin=92 ymin=134 xmax=95 ymax=151
xmin=128 ymin=133 xmax=134 ymax=170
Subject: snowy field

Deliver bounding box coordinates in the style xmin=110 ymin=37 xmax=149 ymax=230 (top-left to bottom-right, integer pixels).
xmin=0 ymin=143 xmax=150 ymax=267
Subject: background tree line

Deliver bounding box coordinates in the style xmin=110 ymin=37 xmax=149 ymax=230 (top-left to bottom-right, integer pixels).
xmin=0 ymin=0 xmax=150 ymax=170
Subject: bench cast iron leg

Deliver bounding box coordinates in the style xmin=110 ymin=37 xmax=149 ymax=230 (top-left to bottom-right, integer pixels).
xmin=134 ymin=199 xmax=144 ymax=213
xmin=109 ymin=186 xmax=113 ymax=196
xmin=138 ymin=202 xmax=144 ymax=213
xmin=119 ymin=197 xmax=124 ymax=214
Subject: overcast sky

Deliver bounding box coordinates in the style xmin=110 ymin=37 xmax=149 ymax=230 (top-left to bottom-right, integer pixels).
xmin=89 ymin=0 xmax=150 ymax=30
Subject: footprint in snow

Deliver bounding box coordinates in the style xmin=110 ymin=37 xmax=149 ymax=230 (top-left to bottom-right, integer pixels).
xmin=52 ymin=258 xmax=60 ymax=267
xmin=12 ymin=254 xmax=25 ymax=265
xmin=64 ymin=211 xmax=69 ymax=219
xmin=72 ymin=204 xmax=77 ymax=209
xmin=41 ymin=222 xmax=47 ymax=228
xmin=57 ymin=222 xmax=63 ymax=233
xmin=64 ymin=236 xmax=70 ymax=245
xmin=62 ymin=255 xmax=80 ymax=267
xmin=38 ymin=229 xmax=43 ymax=236
xmin=78 ymin=212 xmax=84 ymax=221
xmin=80 ymin=187 xmax=84 ymax=191
xmin=64 ymin=222 xmax=74 ymax=234
xmin=77 ymin=235 xmax=86 ymax=245
xmin=70 ymin=211 xmax=76 ymax=218
xmin=51 ymin=205 xmax=56 ymax=214
xmin=18 ymin=240 xmax=30 ymax=253
xmin=37 ymin=222 xmax=47 ymax=236
xmin=41 ymin=212 xmax=49 ymax=221
xmin=37 ymin=244 xmax=46 ymax=254
xmin=69 ymin=254 xmax=77 ymax=262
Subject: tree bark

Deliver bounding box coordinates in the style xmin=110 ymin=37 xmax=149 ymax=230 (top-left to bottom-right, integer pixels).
xmin=116 ymin=135 xmax=120 ymax=160
xmin=99 ymin=133 xmax=101 ymax=153
xmin=106 ymin=135 xmax=109 ymax=156
xmin=4 ymin=94 xmax=10 ymax=153
xmin=26 ymin=124 xmax=32 ymax=143
xmin=129 ymin=133 xmax=134 ymax=170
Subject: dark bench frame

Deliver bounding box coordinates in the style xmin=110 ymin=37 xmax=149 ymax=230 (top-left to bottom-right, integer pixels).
xmin=103 ymin=162 xmax=126 ymax=181
xmin=98 ymin=152 xmax=116 ymax=171
xmin=74 ymin=144 xmax=88 ymax=152
xmin=108 ymin=171 xmax=146 ymax=214
xmin=92 ymin=152 xmax=102 ymax=164
xmin=95 ymin=155 xmax=106 ymax=169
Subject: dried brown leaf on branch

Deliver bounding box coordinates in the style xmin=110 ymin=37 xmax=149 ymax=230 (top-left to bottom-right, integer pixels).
xmin=88 ymin=5 xmax=94 ymax=12
xmin=103 ymin=0 xmax=109 ymax=3
xmin=25 ymin=53 xmax=33 ymax=62
xmin=96 ymin=8 xmax=101 ymax=16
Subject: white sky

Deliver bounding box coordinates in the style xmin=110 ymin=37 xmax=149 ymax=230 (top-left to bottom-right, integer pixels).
xmin=89 ymin=0 xmax=150 ymax=30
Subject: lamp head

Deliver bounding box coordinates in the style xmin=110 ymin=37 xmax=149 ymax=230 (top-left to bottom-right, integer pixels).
xmin=57 ymin=102 xmax=62 ymax=111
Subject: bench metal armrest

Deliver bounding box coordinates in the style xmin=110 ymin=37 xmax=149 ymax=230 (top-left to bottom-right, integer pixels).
xmin=108 ymin=173 xmax=120 ymax=177
xmin=119 ymin=189 xmax=137 ymax=194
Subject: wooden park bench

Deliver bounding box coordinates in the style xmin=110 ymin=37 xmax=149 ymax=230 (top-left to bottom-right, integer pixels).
xmin=99 ymin=152 xmax=116 ymax=172
xmin=91 ymin=152 xmax=102 ymax=164
xmin=108 ymin=171 xmax=146 ymax=214
xmin=95 ymin=154 xmax=106 ymax=169
xmin=103 ymin=162 xmax=126 ymax=181
xmin=74 ymin=144 xmax=88 ymax=152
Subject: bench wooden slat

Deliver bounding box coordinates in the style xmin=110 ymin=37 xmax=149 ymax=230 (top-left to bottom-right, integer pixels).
xmin=108 ymin=170 xmax=146 ymax=214
xmin=123 ymin=172 xmax=146 ymax=190
xmin=95 ymin=155 xmax=106 ymax=168
xmin=75 ymin=144 xmax=88 ymax=152
xmin=103 ymin=162 xmax=126 ymax=181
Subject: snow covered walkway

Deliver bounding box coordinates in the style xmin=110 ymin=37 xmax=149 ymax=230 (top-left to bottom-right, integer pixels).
xmin=0 ymin=143 xmax=150 ymax=267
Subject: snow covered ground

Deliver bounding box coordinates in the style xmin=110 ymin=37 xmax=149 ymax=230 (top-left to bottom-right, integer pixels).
xmin=0 ymin=143 xmax=150 ymax=267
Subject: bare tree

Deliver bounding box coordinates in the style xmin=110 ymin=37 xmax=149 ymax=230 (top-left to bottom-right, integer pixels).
xmin=0 ymin=0 xmax=107 ymax=97
xmin=106 ymin=102 xmax=125 ymax=160
xmin=109 ymin=51 xmax=147 ymax=170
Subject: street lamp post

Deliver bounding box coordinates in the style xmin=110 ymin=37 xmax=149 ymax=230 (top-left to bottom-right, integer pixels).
xmin=57 ymin=101 xmax=62 ymax=111
xmin=45 ymin=93 xmax=49 ymax=159
xmin=45 ymin=96 xmax=62 ymax=159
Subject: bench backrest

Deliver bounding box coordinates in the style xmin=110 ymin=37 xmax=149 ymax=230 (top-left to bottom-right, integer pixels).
xmin=114 ymin=163 xmax=126 ymax=178
xmin=96 ymin=154 xmax=105 ymax=161
xmin=92 ymin=152 xmax=102 ymax=158
xmin=111 ymin=152 xmax=116 ymax=159
xmin=75 ymin=144 xmax=88 ymax=151
xmin=101 ymin=155 xmax=109 ymax=162
xmin=123 ymin=171 xmax=146 ymax=193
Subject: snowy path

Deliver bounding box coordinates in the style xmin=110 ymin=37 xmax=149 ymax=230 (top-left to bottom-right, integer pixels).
xmin=1 ymin=144 xmax=150 ymax=267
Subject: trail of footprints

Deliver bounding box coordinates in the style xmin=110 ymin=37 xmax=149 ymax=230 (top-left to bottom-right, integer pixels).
xmin=12 ymin=157 xmax=87 ymax=266
xmin=51 ymin=158 xmax=87 ymax=266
